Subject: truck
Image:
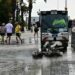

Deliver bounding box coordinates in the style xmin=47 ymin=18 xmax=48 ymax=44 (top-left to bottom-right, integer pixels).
xmin=39 ymin=10 xmax=69 ymax=52
xmin=32 ymin=10 xmax=69 ymax=58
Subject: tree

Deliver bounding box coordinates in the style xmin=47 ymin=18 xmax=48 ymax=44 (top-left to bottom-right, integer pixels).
xmin=12 ymin=0 xmax=16 ymax=24
xmin=21 ymin=3 xmax=28 ymax=22
xmin=0 ymin=0 xmax=13 ymax=23
xmin=27 ymin=0 xmax=36 ymax=30
xmin=20 ymin=2 xmax=28 ymax=31
xmin=28 ymin=0 xmax=32 ymax=30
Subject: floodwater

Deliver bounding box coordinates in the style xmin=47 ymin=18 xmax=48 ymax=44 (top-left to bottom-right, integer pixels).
xmin=0 ymin=34 xmax=75 ymax=75
xmin=0 ymin=47 xmax=74 ymax=75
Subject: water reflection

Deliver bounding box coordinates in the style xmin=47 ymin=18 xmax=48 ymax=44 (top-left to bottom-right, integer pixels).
xmin=0 ymin=57 xmax=70 ymax=75
xmin=0 ymin=55 xmax=52 ymax=75
xmin=0 ymin=43 xmax=72 ymax=75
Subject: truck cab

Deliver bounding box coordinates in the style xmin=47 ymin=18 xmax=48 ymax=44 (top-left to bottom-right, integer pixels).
xmin=39 ymin=10 xmax=69 ymax=52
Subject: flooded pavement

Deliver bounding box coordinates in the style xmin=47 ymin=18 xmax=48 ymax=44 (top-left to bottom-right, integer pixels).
xmin=0 ymin=33 xmax=75 ymax=75
xmin=0 ymin=47 xmax=75 ymax=75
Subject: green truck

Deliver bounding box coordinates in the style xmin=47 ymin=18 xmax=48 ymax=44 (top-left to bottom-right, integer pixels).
xmin=39 ymin=10 xmax=69 ymax=52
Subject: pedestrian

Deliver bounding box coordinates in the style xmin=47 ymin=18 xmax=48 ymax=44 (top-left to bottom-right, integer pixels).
xmin=0 ymin=23 xmax=6 ymax=44
xmin=15 ymin=22 xmax=22 ymax=43
xmin=36 ymin=21 xmax=40 ymax=28
xmin=5 ymin=21 xmax=13 ymax=44
xmin=34 ymin=24 xmax=39 ymax=38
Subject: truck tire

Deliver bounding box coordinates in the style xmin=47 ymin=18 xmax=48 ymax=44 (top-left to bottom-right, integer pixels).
xmin=62 ymin=46 xmax=67 ymax=53
xmin=62 ymin=42 xmax=68 ymax=53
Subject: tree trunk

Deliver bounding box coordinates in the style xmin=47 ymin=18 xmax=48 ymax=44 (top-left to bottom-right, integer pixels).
xmin=12 ymin=0 xmax=16 ymax=23
xmin=28 ymin=1 xmax=32 ymax=30
xmin=21 ymin=0 xmax=23 ymax=22
xmin=12 ymin=0 xmax=16 ymax=33
xmin=28 ymin=8 xmax=31 ymax=30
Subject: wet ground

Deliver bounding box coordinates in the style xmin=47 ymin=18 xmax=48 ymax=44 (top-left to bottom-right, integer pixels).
xmin=0 ymin=48 xmax=74 ymax=75
xmin=0 ymin=31 xmax=75 ymax=75
xmin=0 ymin=45 xmax=75 ymax=75
xmin=0 ymin=49 xmax=71 ymax=75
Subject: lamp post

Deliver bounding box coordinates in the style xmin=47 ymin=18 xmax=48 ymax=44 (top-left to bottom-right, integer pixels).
xmin=65 ymin=0 xmax=67 ymax=11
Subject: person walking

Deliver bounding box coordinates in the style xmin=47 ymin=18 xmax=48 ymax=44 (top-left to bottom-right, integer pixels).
xmin=15 ymin=22 xmax=22 ymax=43
xmin=34 ymin=24 xmax=39 ymax=38
xmin=0 ymin=23 xmax=6 ymax=44
xmin=5 ymin=21 xmax=13 ymax=44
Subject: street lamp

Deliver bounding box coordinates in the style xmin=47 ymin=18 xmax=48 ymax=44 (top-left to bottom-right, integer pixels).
xmin=65 ymin=0 xmax=67 ymax=11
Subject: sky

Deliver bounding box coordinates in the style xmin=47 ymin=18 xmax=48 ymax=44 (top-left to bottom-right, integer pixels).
xmin=24 ymin=0 xmax=75 ymax=19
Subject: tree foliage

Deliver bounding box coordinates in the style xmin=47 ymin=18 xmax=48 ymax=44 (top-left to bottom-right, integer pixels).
xmin=26 ymin=0 xmax=36 ymax=30
xmin=21 ymin=4 xmax=28 ymax=13
xmin=0 ymin=0 xmax=12 ymax=23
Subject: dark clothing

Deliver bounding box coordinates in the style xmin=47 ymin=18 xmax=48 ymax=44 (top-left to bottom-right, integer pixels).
xmin=16 ymin=33 xmax=21 ymax=37
xmin=36 ymin=21 xmax=40 ymax=27
xmin=0 ymin=26 xmax=6 ymax=34
xmin=7 ymin=33 xmax=12 ymax=36
xmin=34 ymin=27 xmax=39 ymax=33
xmin=0 ymin=33 xmax=5 ymax=36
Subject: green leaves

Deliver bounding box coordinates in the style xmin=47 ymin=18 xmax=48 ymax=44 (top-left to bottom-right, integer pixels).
xmin=0 ymin=0 xmax=12 ymax=23
xmin=21 ymin=4 xmax=28 ymax=12
xmin=0 ymin=0 xmax=2 ymax=2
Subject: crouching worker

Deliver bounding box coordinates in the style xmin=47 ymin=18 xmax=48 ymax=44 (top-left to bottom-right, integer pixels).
xmin=15 ymin=22 xmax=22 ymax=44
xmin=34 ymin=24 xmax=39 ymax=38
xmin=60 ymin=36 xmax=68 ymax=52
xmin=42 ymin=37 xmax=52 ymax=52
xmin=51 ymin=36 xmax=68 ymax=52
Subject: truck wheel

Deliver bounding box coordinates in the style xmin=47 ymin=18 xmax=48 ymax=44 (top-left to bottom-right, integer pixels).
xmin=62 ymin=42 xmax=68 ymax=53
xmin=63 ymin=46 xmax=67 ymax=53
